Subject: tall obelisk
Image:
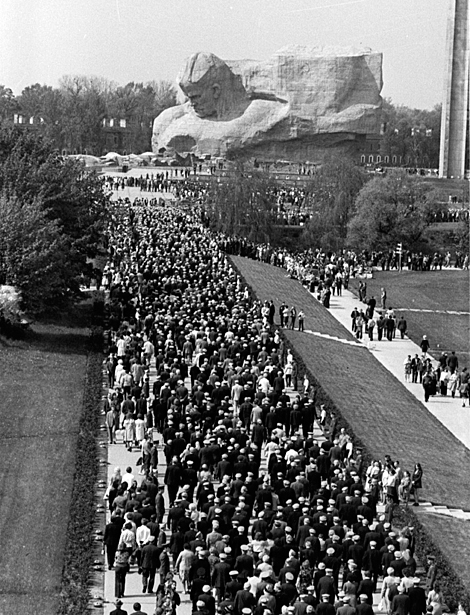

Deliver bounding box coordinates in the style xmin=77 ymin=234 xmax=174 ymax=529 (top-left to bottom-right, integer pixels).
xmin=439 ymin=0 xmax=469 ymax=179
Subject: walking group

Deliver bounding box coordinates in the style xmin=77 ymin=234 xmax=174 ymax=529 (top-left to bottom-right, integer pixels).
xmin=99 ymin=196 xmax=453 ymax=615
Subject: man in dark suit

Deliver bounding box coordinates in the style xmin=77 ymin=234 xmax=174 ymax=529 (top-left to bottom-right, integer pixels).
xmin=104 ymin=516 xmax=123 ymax=570
xmin=408 ymin=578 xmax=427 ymax=615
xmin=390 ymin=586 xmax=410 ymax=615
xmin=129 ymin=604 xmax=148 ymax=615
xmin=356 ymin=594 xmax=374 ymax=615
xmin=110 ymin=599 xmax=128 ymax=615
xmin=140 ymin=536 xmax=160 ymax=594
xmin=316 ymin=569 xmax=337 ymax=604
xmin=356 ymin=571 xmax=375 ymax=605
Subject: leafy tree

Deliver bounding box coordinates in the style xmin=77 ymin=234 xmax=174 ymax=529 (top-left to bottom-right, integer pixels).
xmin=17 ymin=83 xmax=64 ymax=145
xmin=346 ymin=171 xmax=444 ymax=251
xmin=300 ymin=156 xmax=367 ymax=250
xmin=204 ymin=167 xmax=279 ymax=243
xmin=0 ymin=85 xmax=19 ymax=121
xmin=0 ymin=193 xmax=67 ymax=312
xmin=108 ymin=80 xmax=177 ymax=152
xmin=380 ymin=99 xmax=441 ymax=168
xmin=0 ymin=124 xmax=110 ymax=311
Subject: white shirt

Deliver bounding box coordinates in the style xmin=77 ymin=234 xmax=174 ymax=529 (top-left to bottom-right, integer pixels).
xmin=136 ymin=524 xmax=151 ymax=546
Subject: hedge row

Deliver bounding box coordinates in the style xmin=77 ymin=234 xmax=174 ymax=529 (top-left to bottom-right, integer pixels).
xmin=57 ymin=332 xmax=104 ymax=615
xmin=394 ymin=507 xmax=470 ymax=611
xmin=229 ymin=256 xmax=468 ymax=611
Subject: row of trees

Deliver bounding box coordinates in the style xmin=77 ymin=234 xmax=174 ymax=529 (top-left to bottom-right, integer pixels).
xmin=380 ymin=99 xmax=441 ymax=169
xmin=0 ymin=124 xmax=110 ymax=314
xmin=0 ymin=78 xmax=177 ymax=155
xmin=205 ymin=158 xmax=457 ymax=254
xmin=0 ymin=78 xmax=441 ymax=166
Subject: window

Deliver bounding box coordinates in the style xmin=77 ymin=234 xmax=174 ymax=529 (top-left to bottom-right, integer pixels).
xmin=109 ymin=119 xmax=114 ymax=127
xmin=369 ymin=155 xmax=374 ymax=163
xmin=360 ymin=155 xmax=366 ymax=163
xmin=384 ymin=156 xmax=389 ymax=163
xmin=392 ymin=155 xmax=397 ymax=164
xmin=29 ymin=116 xmax=34 ymax=125
xmin=120 ymin=119 xmax=126 ymax=128
xmin=376 ymin=155 xmax=381 ymax=163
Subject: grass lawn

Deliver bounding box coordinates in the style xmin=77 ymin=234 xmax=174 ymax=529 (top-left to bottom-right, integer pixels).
xmin=349 ymin=270 xmax=469 ymax=369
xmin=230 ymin=256 xmax=360 ymax=342
xmin=0 ymin=321 xmax=89 ymax=614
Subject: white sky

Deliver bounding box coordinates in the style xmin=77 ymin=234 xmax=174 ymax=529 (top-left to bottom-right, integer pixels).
xmin=0 ymin=0 xmax=449 ymax=109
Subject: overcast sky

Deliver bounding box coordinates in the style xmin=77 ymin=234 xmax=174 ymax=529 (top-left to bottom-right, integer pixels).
xmin=1 ymin=0 xmax=448 ymax=109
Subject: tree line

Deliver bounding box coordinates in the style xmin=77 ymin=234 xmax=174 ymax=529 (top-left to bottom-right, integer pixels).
xmin=0 ymin=77 xmax=177 ymax=156
xmin=0 ymin=124 xmax=110 ymax=315
xmin=0 ymin=79 xmax=441 ymax=166
xmin=205 ymin=158 xmax=467 ymax=255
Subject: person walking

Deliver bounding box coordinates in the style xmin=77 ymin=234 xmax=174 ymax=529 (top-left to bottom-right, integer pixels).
xmin=114 ymin=541 xmax=133 ymax=599
xmin=459 ymin=368 xmax=469 ymax=407
xmin=411 ymin=463 xmax=423 ymax=506
xmin=104 ymin=515 xmax=123 ymax=570
xmin=397 ymin=316 xmax=407 ymax=339
xmin=380 ymin=287 xmax=387 ymax=310
xmin=140 ymin=536 xmax=160 ymax=594
xmin=420 ymin=336 xmax=430 ymax=358
xmin=290 ymin=306 xmax=297 ymax=330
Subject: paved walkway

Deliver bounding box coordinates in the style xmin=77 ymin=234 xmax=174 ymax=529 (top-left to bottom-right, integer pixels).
xmin=324 ymin=288 xmax=470 ymax=450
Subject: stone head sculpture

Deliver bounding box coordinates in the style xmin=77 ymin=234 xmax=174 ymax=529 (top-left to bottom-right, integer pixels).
xmin=178 ymin=52 xmax=249 ymax=120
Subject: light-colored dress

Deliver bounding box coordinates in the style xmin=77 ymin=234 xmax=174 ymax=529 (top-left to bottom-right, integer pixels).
xmin=124 ymin=417 xmax=136 ymax=443
xmin=135 ymin=417 xmax=146 ymax=442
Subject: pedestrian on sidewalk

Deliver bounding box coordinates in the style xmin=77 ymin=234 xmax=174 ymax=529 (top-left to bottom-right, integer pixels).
xmin=381 ymin=287 xmax=387 ymax=309
xmin=420 ymin=335 xmax=430 ymax=358
xmin=397 ymin=316 xmax=407 ymax=339
xmin=459 ymin=368 xmax=469 ymax=406
xmin=290 ymin=306 xmax=297 ymax=329
xmin=404 ymin=356 xmax=412 ymax=383
xmin=104 ymin=515 xmax=123 ymax=570
xmin=114 ymin=541 xmax=133 ymax=598
xmin=411 ymin=463 xmax=423 ymax=506
xmin=129 ymin=602 xmax=148 ymax=615
xmin=110 ymin=599 xmax=128 ymax=615
xmin=141 ymin=535 xmax=160 ymax=594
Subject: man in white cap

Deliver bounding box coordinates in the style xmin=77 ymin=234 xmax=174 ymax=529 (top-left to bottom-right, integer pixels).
xmin=390 ymin=585 xmax=410 ymax=615
xmin=233 ymin=581 xmax=257 ymax=615
xmin=336 ymin=595 xmax=355 ymax=615
xmin=408 ymin=577 xmax=426 ymax=615
xmin=356 ymin=594 xmax=374 ymax=615
xmin=198 ymin=584 xmax=216 ymax=615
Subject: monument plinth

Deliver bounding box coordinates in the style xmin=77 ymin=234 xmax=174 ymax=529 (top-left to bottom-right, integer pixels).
xmin=152 ymin=46 xmax=383 ymax=161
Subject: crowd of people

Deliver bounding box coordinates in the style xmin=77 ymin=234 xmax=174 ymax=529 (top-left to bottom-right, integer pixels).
xmin=99 ymin=195 xmax=454 ymax=615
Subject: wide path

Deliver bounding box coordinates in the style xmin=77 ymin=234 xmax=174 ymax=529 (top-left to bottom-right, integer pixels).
xmin=231 ymin=255 xmax=470 ymax=513
xmin=326 ymin=287 xmax=470 ymax=450
xmin=101 ymin=368 xmax=392 ymax=614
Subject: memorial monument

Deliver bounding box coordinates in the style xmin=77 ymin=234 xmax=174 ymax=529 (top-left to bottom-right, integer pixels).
xmin=152 ymin=46 xmax=383 ymax=162
xmin=439 ymin=0 xmax=469 ymax=179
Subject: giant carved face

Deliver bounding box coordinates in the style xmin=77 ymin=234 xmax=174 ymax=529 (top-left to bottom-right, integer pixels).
xmin=182 ymin=82 xmax=220 ymax=119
